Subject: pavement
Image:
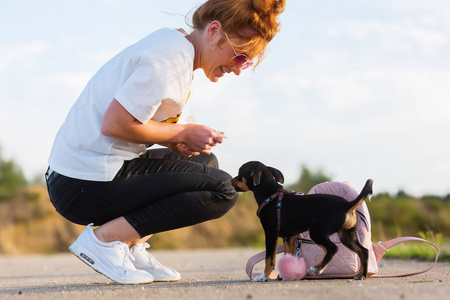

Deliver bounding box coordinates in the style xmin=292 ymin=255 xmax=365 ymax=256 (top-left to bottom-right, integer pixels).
xmin=0 ymin=248 xmax=449 ymax=300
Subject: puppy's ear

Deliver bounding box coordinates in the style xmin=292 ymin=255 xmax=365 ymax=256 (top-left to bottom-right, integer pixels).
xmin=268 ymin=167 xmax=284 ymax=184
xmin=250 ymin=168 xmax=262 ymax=186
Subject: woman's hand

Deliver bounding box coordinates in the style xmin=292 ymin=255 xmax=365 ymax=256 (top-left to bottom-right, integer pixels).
xmin=101 ymin=99 xmax=225 ymax=155
xmin=166 ymin=143 xmax=200 ymax=157
xmin=182 ymin=124 xmax=224 ymax=155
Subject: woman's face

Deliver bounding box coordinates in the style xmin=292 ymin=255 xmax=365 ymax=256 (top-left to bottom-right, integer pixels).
xmin=200 ymin=22 xmax=253 ymax=82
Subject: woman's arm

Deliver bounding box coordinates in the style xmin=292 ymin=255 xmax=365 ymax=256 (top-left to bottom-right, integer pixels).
xmin=100 ymin=99 xmax=223 ymax=155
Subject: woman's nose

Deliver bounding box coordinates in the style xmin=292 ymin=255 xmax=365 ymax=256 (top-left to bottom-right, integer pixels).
xmin=231 ymin=65 xmax=243 ymax=76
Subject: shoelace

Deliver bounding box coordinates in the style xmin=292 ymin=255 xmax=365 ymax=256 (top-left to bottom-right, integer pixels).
xmin=116 ymin=242 xmax=136 ymax=275
xmin=140 ymin=243 xmax=164 ymax=269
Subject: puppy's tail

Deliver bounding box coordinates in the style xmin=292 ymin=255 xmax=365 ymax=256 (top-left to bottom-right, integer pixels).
xmin=348 ymin=179 xmax=373 ymax=212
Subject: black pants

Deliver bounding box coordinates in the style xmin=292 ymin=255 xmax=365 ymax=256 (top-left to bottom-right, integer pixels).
xmin=46 ymin=149 xmax=238 ymax=237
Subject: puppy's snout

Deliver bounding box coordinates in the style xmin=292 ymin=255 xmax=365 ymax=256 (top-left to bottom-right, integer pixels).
xmin=231 ymin=177 xmax=241 ymax=191
xmin=231 ymin=177 xmax=249 ymax=192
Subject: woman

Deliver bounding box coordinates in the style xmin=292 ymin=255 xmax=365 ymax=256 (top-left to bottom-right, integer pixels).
xmin=46 ymin=0 xmax=285 ymax=284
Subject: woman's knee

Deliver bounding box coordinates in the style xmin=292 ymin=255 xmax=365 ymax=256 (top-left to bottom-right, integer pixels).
xmin=193 ymin=152 xmax=219 ymax=168
xmin=206 ymin=152 xmax=219 ymax=168
xmin=212 ymin=178 xmax=239 ymax=218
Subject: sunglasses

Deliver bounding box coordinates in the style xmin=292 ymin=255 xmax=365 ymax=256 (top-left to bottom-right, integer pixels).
xmin=224 ymin=32 xmax=253 ymax=70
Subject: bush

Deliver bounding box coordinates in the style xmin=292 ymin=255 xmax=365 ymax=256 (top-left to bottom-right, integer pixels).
xmin=0 ymin=150 xmax=27 ymax=201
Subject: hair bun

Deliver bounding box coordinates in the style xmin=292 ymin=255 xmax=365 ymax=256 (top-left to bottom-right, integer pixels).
xmin=253 ymin=0 xmax=286 ymax=17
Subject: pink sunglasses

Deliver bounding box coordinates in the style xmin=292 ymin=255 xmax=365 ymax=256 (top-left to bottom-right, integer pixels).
xmin=224 ymin=32 xmax=253 ymax=69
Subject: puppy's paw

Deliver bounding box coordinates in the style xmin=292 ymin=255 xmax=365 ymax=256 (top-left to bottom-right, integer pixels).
xmin=252 ymin=274 xmax=269 ymax=282
xmin=307 ymin=266 xmax=321 ymax=276
xmin=354 ymin=275 xmax=366 ymax=281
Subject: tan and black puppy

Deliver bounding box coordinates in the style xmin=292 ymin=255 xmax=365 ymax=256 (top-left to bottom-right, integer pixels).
xmin=232 ymin=161 xmax=373 ymax=282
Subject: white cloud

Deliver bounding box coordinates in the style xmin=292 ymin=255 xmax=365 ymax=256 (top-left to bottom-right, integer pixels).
xmin=329 ymin=19 xmax=448 ymax=54
xmin=342 ymin=20 xmax=387 ymax=39
xmin=408 ymin=27 xmax=448 ymax=53
xmin=390 ymin=0 xmax=450 ymax=34
xmin=420 ymin=15 xmax=440 ymax=26
xmin=0 ymin=41 xmax=50 ymax=73
xmin=391 ymin=0 xmax=450 ymax=12
xmin=44 ymin=72 xmax=92 ymax=94
xmin=97 ymin=0 xmax=126 ymax=9
xmin=315 ymin=75 xmax=373 ymax=111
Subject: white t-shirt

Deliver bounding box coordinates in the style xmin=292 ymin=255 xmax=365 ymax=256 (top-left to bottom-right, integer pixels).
xmin=49 ymin=28 xmax=194 ymax=181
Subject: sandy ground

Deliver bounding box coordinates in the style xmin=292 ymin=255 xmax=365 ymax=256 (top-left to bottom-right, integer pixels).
xmin=0 ymin=248 xmax=449 ymax=300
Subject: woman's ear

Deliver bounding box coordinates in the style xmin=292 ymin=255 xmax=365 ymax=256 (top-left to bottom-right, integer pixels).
xmin=206 ymin=20 xmax=222 ymax=41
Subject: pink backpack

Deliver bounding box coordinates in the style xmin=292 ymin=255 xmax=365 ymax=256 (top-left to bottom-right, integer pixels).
xmin=246 ymin=182 xmax=440 ymax=280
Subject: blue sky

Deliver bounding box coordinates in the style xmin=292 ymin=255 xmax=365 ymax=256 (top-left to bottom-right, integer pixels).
xmin=1 ymin=0 xmax=450 ymax=196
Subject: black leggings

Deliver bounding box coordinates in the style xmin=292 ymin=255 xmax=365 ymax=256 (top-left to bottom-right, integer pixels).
xmin=46 ymin=149 xmax=238 ymax=237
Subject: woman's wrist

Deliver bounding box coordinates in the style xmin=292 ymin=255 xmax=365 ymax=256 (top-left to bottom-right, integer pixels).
xmin=175 ymin=123 xmax=190 ymax=145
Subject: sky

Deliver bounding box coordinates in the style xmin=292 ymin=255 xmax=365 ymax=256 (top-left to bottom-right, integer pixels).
xmin=1 ymin=0 xmax=450 ymax=196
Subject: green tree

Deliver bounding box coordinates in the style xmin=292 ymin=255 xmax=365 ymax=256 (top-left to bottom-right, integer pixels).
xmin=287 ymin=165 xmax=332 ymax=193
xmin=0 ymin=148 xmax=27 ymax=200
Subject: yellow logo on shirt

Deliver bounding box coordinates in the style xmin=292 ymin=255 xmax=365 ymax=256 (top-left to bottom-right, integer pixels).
xmin=161 ymin=113 xmax=182 ymax=124
xmin=160 ymin=92 xmax=190 ymax=124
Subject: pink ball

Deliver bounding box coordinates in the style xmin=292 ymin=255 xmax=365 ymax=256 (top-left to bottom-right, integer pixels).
xmin=277 ymin=254 xmax=307 ymax=281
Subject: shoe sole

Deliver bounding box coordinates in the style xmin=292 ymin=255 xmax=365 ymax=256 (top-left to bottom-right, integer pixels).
xmin=153 ymin=275 xmax=181 ymax=282
xmin=138 ymin=269 xmax=181 ymax=282
xmin=69 ymin=241 xmax=154 ymax=284
xmin=152 ymin=268 xmax=181 ymax=282
xmin=133 ymin=264 xmax=181 ymax=281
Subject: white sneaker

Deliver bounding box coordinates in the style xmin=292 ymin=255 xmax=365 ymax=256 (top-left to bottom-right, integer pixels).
xmin=130 ymin=243 xmax=181 ymax=282
xmin=69 ymin=224 xmax=154 ymax=284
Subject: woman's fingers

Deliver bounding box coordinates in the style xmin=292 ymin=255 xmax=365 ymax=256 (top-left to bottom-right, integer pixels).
xmin=185 ymin=125 xmax=226 ymax=153
xmin=175 ymin=143 xmax=201 ymax=157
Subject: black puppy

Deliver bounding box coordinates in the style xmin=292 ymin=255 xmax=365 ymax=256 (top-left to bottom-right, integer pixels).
xmin=232 ymin=161 xmax=373 ymax=282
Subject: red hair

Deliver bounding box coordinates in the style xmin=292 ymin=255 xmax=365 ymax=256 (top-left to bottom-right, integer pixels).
xmin=191 ymin=0 xmax=286 ymax=67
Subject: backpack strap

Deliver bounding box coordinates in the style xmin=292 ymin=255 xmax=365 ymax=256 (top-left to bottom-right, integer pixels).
xmin=245 ymin=237 xmax=440 ymax=280
xmin=370 ymin=237 xmax=440 ymax=278
xmin=246 ymin=245 xmax=284 ymax=280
